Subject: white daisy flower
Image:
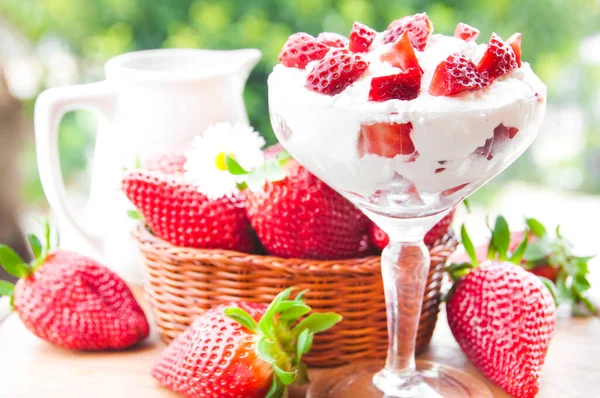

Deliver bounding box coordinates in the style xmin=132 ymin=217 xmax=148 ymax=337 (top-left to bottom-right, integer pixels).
xmin=184 ymin=122 xmax=265 ymax=199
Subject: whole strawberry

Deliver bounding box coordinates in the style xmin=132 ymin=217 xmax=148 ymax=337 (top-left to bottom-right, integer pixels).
xmin=238 ymin=147 xmax=370 ymax=259
xmin=369 ymin=209 xmax=455 ymax=251
xmin=152 ymin=288 xmax=342 ymax=398
xmin=446 ymin=219 xmax=556 ymax=398
xmin=122 ymin=170 xmax=254 ymax=252
xmin=0 ymin=223 xmax=149 ymax=350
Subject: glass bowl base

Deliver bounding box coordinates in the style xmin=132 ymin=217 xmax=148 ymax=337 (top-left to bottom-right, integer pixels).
xmin=307 ymin=360 xmax=493 ymax=398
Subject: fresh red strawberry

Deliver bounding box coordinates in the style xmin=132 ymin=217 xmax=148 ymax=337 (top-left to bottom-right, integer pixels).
xmin=242 ymin=152 xmax=370 ymax=260
xmin=429 ymin=53 xmax=490 ymax=96
xmin=358 ymin=122 xmax=415 ymax=158
xmin=473 ymin=123 xmax=519 ymax=160
xmin=348 ymin=21 xmax=376 ymax=53
xmin=507 ymin=32 xmax=522 ymax=67
xmin=0 ymin=225 xmax=149 ymax=350
xmin=454 ymin=22 xmax=480 ymax=42
xmin=369 ymin=209 xmax=455 ymax=250
xmin=317 ymin=32 xmax=349 ymax=48
xmin=383 ymin=12 xmax=433 ymax=51
xmin=143 ymin=152 xmax=186 ymax=174
xmin=380 ymin=31 xmax=423 ymax=73
xmin=278 ymin=32 xmax=329 ymax=69
xmin=152 ymin=288 xmax=342 ymax=398
xmin=477 ymin=33 xmax=519 ymax=79
xmin=369 ymin=68 xmax=421 ymax=101
xmin=122 ymin=170 xmax=254 ymax=252
xmin=305 ymin=48 xmax=369 ymax=95
xmin=446 ymin=260 xmax=555 ymax=398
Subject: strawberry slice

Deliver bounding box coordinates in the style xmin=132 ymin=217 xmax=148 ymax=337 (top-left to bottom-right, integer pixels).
xmin=305 ymin=48 xmax=369 ymax=95
xmin=369 ymin=68 xmax=421 ymax=101
xmin=473 ymin=123 xmax=520 ymax=160
xmin=429 ymin=53 xmax=490 ymax=97
xmin=454 ymin=22 xmax=480 ymax=42
xmin=380 ymin=31 xmax=423 ymax=73
xmin=348 ymin=21 xmax=377 ymax=53
xmin=358 ymin=122 xmax=415 ymax=158
xmin=507 ymin=33 xmax=522 ymax=67
xmin=317 ymin=32 xmax=349 ymax=48
xmin=278 ymin=32 xmax=329 ymax=69
xmin=383 ymin=12 xmax=433 ymax=51
xmin=477 ymin=33 xmax=519 ymax=79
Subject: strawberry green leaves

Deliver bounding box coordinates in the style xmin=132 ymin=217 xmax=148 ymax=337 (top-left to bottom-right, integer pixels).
xmin=460 ymin=225 xmax=477 ymax=265
xmin=488 ymin=216 xmax=510 ymax=260
xmin=0 ymin=245 xmax=31 ymax=278
xmin=224 ymin=150 xmax=292 ymax=192
xmin=225 ymin=287 xmax=342 ymax=398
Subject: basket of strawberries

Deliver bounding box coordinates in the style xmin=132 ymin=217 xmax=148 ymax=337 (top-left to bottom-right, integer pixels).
xmin=122 ymin=123 xmax=458 ymax=367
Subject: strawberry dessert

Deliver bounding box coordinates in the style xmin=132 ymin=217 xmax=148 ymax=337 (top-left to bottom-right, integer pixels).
xmin=269 ymin=13 xmax=546 ymax=217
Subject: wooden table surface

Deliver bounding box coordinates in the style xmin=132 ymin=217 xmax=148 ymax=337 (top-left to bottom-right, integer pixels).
xmin=0 ymin=287 xmax=598 ymax=398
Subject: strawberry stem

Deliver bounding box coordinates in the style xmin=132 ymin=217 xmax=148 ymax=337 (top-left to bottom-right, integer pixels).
xmin=224 ymin=287 xmax=342 ymax=397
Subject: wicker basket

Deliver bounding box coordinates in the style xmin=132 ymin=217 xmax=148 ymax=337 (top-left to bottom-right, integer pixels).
xmin=134 ymin=226 xmax=457 ymax=367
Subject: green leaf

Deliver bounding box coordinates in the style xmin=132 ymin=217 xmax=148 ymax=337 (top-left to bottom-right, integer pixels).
xmin=446 ymin=262 xmax=475 ymax=281
xmin=225 ymin=154 xmax=250 ymax=175
xmin=462 ymin=198 xmax=471 ymax=213
xmin=44 ymin=220 xmax=52 ymax=253
xmin=127 ymin=209 xmax=144 ymax=221
xmin=135 ymin=153 xmax=142 ymax=169
xmin=294 ymin=289 xmax=308 ymax=303
xmin=245 ymin=165 xmax=266 ymax=191
xmin=258 ymin=287 xmax=295 ymax=337
xmin=276 ymin=150 xmax=292 ymax=163
xmin=492 ymin=216 xmax=510 ymax=260
xmin=572 ymin=273 xmax=591 ymax=293
xmin=523 ymin=240 xmax=553 ymax=262
xmin=555 ymin=272 xmax=572 ymax=304
xmin=538 ymin=276 xmax=558 ymax=306
xmin=28 ymin=234 xmax=42 ymax=260
xmin=292 ymin=312 xmax=342 ymax=337
xmin=296 ymin=329 xmax=313 ymax=360
xmin=0 ymin=245 xmax=29 ymax=278
xmin=264 ymin=160 xmax=286 ymax=182
xmin=0 ymin=280 xmax=14 ymax=297
xmin=224 ymin=307 xmax=259 ymax=332
xmin=265 ymin=376 xmax=285 ymax=398
xmin=526 ymin=218 xmax=547 ymax=237
xmin=280 ymin=304 xmax=312 ymax=323
xmin=273 ymin=363 xmax=296 ymax=385
xmin=556 ymin=225 xmax=563 ymax=239
xmin=460 ymin=225 xmax=477 ymax=265
xmin=509 ymin=232 xmax=529 ymax=264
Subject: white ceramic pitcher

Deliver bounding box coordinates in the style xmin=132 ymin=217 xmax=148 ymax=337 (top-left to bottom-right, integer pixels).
xmin=34 ymin=48 xmax=261 ymax=284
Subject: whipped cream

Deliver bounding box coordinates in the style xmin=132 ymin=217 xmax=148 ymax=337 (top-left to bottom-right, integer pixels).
xmin=268 ymin=33 xmax=547 ymax=216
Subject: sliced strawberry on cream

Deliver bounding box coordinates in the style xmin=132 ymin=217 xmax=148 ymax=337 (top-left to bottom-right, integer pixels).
xmin=507 ymin=33 xmax=522 ymax=67
xmin=429 ymin=53 xmax=490 ymax=96
xmin=380 ymin=31 xmax=423 ymax=73
xmin=358 ymin=122 xmax=415 ymax=158
xmin=383 ymin=12 xmax=433 ymax=51
xmin=477 ymin=33 xmax=519 ymax=79
xmin=454 ymin=22 xmax=480 ymax=42
xmin=348 ymin=21 xmax=377 ymax=53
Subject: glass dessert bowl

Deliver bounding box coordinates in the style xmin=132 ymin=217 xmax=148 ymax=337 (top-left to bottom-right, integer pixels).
xmin=269 ymin=14 xmax=546 ymax=398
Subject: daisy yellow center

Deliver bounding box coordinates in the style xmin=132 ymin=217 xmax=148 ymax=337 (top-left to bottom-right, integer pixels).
xmin=215 ymin=152 xmax=236 ymax=171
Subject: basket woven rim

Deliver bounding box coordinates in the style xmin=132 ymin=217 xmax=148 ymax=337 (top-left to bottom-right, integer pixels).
xmin=133 ymin=224 xmax=458 ymax=273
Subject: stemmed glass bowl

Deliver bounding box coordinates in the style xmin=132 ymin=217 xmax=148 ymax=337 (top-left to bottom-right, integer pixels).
xmin=268 ymin=65 xmax=546 ymax=397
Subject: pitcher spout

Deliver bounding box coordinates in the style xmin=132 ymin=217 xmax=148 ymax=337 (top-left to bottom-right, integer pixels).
xmin=229 ymin=48 xmax=261 ymax=87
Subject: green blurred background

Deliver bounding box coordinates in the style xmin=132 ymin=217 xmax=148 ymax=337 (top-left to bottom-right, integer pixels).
xmin=1 ymin=0 xmax=599 ymax=208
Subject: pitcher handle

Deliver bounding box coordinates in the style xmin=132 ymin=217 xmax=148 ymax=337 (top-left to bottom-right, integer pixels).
xmin=34 ymin=81 xmax=115 ymax=251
